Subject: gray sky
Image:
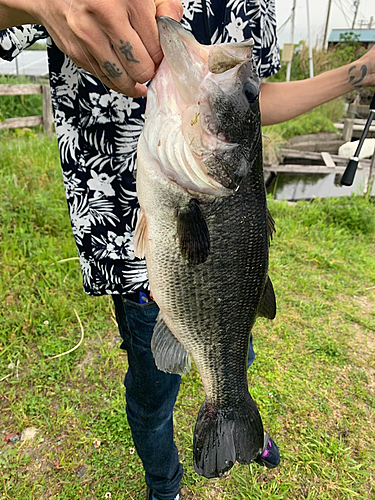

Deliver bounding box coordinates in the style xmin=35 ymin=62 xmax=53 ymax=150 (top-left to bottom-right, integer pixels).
xmin=276 ymin=0 xmax=375 ymax=46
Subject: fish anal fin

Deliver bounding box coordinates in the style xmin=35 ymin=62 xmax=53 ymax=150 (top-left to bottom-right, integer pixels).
xmin=151 ymin=314 xmax=191 ymax=375
xmin=134 ymin=208 xmax=147 ymax=259
xmin=257 ymin=276 xmax=276 ymax=320
xmin=176 ymin=198 xmax=210 ymax=265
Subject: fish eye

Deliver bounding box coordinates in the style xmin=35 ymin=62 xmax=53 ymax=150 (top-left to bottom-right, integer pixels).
xmin=243 ymin=80 xmax=259 ymax=103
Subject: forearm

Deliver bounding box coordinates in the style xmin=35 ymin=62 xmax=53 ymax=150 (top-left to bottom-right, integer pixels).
xmin=0 ymin=1 xmax=37 ymax=29
xmin=260 ymin=57 xmax=374 ymax=126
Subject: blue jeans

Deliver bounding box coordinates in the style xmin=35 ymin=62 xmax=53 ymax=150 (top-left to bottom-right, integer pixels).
xmin=112 ymin=295 xmax=255 ymax=499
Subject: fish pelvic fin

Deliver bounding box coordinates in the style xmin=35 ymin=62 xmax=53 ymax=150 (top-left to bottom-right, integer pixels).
xmin=193 ymin=396 xmax=264 ymax=478
xmin=134 ymin=208 xmax=147 ymax=259
xmin=151 ymin=314 xmax=191 ymax=375
xmin=176 ymin=198 xmax=210 ymax=265
xmin=257 ymin=277 xmax=276 ymax=320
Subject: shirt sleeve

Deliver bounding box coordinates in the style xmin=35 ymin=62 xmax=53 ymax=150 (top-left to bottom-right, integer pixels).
xmin=0 ymin=25 xmax=48 ymax=61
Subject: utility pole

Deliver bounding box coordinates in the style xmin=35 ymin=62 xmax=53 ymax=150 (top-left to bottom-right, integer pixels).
xmin=306 ymin=0 xmax=314 ymax=78
xmin=322 ymin=0 xmax=332 ymax=50
xmin=286 ymin=0 xmax=297 ymax=82
xmin=352 ymin=0 xmax=360 ymax=29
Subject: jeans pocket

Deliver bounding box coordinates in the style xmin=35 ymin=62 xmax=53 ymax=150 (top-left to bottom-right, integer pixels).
xmin=121 ymin=298 xmax=159 ymax=349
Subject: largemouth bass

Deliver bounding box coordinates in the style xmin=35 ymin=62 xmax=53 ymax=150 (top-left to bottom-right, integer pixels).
xmin=134 ymin=17 xmax=276 ymax=479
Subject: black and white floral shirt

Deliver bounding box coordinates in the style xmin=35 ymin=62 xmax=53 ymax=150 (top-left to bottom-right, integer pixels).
xmin=0 ymin=0 xmax=280 ymax=296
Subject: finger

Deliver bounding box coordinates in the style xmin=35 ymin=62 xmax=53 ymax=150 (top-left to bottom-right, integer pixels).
xmin=111 ymin=27 xmax=157 ymax=84
xmin=126 ymin=15 xmax=162 ymax=69
xmin=73 ymin=39 xmax=148 ymax=96
xmin=155 ymin=0 xmax=184 ymax=22
xmin=99 ymin=46 xmax=149 ymax=96
xmin=66 ymin=18 xmax=150 ymax=96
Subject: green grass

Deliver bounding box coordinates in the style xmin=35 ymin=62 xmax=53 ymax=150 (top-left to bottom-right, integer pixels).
xmin=0 ymin=76 xmax=44 ymax=122
xmin=1 ymin=134 xmax=374 ymax=499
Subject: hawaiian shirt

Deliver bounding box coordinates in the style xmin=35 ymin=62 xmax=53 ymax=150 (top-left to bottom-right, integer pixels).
xmin=0 ymin=0 xmax=280 ymax=296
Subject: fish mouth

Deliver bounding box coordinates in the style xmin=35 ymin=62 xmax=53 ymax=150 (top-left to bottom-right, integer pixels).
xmin=157 ymin=17 xmax=254 ymax=103
xmin=157 ymin=17 xmax=208 ymax=104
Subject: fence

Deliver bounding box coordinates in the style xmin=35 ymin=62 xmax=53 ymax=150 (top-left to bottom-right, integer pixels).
xmin=0 ymin=84 xmax=53 ymax=136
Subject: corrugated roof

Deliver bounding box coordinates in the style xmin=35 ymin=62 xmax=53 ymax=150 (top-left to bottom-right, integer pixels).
xmin=328 ymin=29 xmax=375 ymax=43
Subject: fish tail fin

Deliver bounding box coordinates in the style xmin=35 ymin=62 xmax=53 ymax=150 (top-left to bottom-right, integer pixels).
xmin=193 ymin=395 xmax=264 ymax=478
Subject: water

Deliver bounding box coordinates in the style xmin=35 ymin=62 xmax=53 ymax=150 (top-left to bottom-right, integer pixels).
xmin=267 ymin=170 xmax=375 ymax=201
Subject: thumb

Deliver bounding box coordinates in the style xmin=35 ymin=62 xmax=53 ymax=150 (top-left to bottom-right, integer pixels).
xmin=155 ymin=0 xmax=183 ymax=22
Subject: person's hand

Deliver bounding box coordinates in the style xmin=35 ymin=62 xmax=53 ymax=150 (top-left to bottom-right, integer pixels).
xmin=28 ymin=0 xmax=183 ymax=96
xmin=347 ymin=44 xmax=375 ymax=89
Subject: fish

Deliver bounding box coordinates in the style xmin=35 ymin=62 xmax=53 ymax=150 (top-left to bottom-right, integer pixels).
xmin=134 ymin=17 xmax=276 ymax=479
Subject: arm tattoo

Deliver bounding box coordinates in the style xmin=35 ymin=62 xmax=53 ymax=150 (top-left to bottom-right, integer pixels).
xmin=103 ymin=61 xmax=123 ymax=78
xmin=348 ymin=64 xmax=367 ymax=88
xmin=119 ymin=40 xmax=140 ymax=63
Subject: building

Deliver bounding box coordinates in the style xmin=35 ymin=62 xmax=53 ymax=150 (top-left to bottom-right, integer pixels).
xmin=328 ymin=29 xmax=375 ymax=50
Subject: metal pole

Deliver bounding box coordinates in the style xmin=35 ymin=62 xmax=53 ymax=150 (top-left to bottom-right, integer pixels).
xmin=352 ymin=0 xmax=360 ymax=29
xmin=322 ymin=0 xmax=332 ymax=50
xmin=306 ymin=0 xmax=314 ymax=78
xmin=286 ymin=0 xmax=297 ymax=82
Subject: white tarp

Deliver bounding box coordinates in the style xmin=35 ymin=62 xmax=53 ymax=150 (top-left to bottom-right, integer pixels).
xmin=0 ymin=50 xmax=48 ymax=76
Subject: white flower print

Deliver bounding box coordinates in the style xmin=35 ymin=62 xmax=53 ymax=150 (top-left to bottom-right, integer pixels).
xmin=225 ymin=12 xmax=248 ymax=42
xmin=120 ymin=96 xmax=141 ymax=118
xmin=87 ymin=170 xmax=116 ymax=198
xmin=92 ymin=229 xmax=134 ymax=261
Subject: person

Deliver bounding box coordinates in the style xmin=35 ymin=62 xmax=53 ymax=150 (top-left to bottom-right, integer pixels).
xmin=1 ymin=1 xmax=375 ymax=499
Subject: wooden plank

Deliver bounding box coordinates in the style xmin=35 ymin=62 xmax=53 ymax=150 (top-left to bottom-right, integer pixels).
xmin=321 ymin=152 xmax=336 ymax=168
xmin=0 ymin=84 xmax=43 ymax=95
xmin=0 ymin=116 xmax=43 ymax=130
xmin=265 ymin=165 xmax=343 ymax=174
xmin=42 ymin=85 xmax=54 ymax=137
xmin=279 ymin=149 xmax=371 ymax=166
xmin=342 ymin=118 xmax=354 ymax=142
xmin=334 ymin=122 xmax=375 ymax=132
xmin=264 ymin=164 xmax=369 ymax=175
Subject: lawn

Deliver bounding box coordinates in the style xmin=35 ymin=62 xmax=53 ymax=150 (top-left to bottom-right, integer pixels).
xmin=0 ymin=133 xmax=374 ymax=499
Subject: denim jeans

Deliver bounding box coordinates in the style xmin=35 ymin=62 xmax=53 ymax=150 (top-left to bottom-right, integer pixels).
xmin=112 ymin=294 xmax=255 ymax=500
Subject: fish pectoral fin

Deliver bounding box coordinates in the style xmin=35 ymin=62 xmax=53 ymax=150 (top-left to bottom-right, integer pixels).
xmin=134 ymin=208 xmax=148 ymax=259
xmin=176 ymin=198 xmax=210 ymax=265
xmin=257 ymin=277 xmax=276 ymax=319
xmin=151 ymin=314 xmax=191 ymax=375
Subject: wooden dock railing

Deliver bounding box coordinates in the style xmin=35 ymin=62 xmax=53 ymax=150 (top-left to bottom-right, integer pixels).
xmin=0 ymin=84 xmax=53 ymax=136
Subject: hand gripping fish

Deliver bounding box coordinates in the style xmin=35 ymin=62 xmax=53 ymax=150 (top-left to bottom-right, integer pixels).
xmin=134 ymin=17 xmax=276 ymax=479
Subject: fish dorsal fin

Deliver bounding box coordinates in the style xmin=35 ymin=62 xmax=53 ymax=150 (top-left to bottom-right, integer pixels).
xmin=176 ymin=198 xmax=210 ymax=265
xmin=267 ymin=208 xmax=276 ymax=246
xmin=151 ymin=314 xmax=191 ymax=375
xmin=134 ymin=208 xmax=147 ymax=259
xmin=257 ymin=277 xmax=276 ymax=320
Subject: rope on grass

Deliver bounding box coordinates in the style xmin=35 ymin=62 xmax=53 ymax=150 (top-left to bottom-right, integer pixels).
xmin=0 ymin=373 xmax=12 ymax=383
xmin=47 ymin=308 xmax=84 ymax=360
xmin=50 ymin=257 xmax=80 ymax=266
xmin=108 ymin=296 xmax=118 ymax=327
